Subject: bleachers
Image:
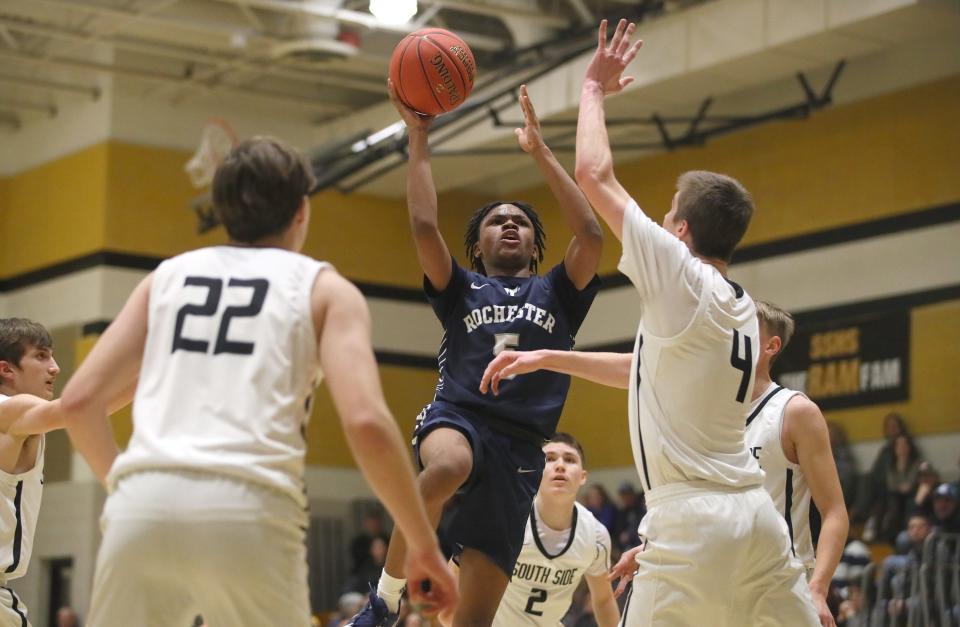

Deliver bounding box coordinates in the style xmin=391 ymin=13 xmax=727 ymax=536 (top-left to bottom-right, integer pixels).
xmin=855 ymin=532 xmax=960 ymax=627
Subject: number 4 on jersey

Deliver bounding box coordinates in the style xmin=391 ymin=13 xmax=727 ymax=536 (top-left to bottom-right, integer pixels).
xmin=730 ymin=330 xmax=753 ymax=402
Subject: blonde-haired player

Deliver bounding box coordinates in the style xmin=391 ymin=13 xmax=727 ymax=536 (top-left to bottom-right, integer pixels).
xmin=744 ymin=300 xmax=848 ymax=627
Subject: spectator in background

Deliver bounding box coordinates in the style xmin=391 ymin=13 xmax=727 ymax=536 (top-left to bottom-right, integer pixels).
xmin=349 ymin=511 xmax=390 ymax=576
xmin=878 ymin=434 xmax=923 ymax=542
xmin=827 ymin=421 xmax=858 ymax=509
xmin=909 ymin=461 xmax=940 ymax=516
xmin=930 ymin=482 xmax=960 ymax=533
xmin=582 ymin=484 xmax=616 ymax=537
xmin=613 ymin=482 xmax=645 ymax=552
xmin=858 ymin=412 xmax=910 ymax=528
xmin=880 ymin=513 xmax=932 ymax=625
xmin=892 ymin=513 xmax=932 ymax=565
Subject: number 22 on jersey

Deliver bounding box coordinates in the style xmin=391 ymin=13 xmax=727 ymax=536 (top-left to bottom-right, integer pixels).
xmin=172 ymin=276 xmax=269 ymax=355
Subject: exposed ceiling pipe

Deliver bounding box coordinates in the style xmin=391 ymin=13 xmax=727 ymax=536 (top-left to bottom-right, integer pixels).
xmin=0 ymin=48 xmax=349 ymax=111
xmin=0 ymin=97 xmax=57 ymax=117
xmin=25 ymin=0 xmax=505 ymax=51
xmin=218 ymin=0 xmax=506 ymax=49
xmin=427 ymin=0 xmax=569 ymax=28
xmin=14 ymin=0 xmax=181 ymax=76
xmin=0 ymin=17 xmax=385 ymax=94
xmin=28 ymin=0 xmax=267 ymax=40
xmin=208 ymin=0 xmax=419 ymax=33
xmin=0 ymin=73 xmax=100 ymax=99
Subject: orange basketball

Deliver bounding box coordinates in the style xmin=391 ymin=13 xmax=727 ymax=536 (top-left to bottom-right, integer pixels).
xmin=389 ymin=28 xmax=476 ymax=116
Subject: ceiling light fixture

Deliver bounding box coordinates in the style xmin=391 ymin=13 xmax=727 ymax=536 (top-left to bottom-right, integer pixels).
xmin=369 ymin=0 xmax=417 ymax=25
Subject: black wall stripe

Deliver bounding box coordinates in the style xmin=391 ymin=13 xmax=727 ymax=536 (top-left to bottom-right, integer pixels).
xmin=5 ymin=481 xmax=23 ymax=574
xmin=374 ymin=351 xmax=437 ymax=369
xmin=745 ymin=386 xmax=783 ymax=427
xmin=731 ymin=201 xmax=960 ymax=264
xmin=3 ymin=587 xmax=27 ymax=627
xmin=784 ymin=469 xmax=796 ymax=558
xmin=71 ymin=282 xmax=960 ymax=371
xmin=2 ymin=201 xmax=958 ymax=294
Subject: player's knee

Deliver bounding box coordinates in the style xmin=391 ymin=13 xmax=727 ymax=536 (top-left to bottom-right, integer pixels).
xmin=420 ymin=455 xmax=472 ymax=501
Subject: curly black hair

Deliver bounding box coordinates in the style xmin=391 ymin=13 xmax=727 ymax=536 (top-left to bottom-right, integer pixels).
xmin=463 ymin=200 xmax=546 ymax=275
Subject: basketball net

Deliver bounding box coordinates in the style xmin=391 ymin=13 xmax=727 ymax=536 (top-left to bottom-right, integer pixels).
xmin=184 ymin=118 xmax=238 ymax=188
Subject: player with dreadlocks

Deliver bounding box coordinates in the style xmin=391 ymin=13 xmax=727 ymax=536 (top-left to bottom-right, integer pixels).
xmin=347 ymin=85 xmax=602 ymax=627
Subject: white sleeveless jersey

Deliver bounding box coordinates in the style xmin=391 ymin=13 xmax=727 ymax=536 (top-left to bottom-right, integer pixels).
xmin=619 ymin=199 xmax=764 ymax=493
xmin=0 ymin=395 xmax=44 ymax=581
xmin=108 ymin=247 xmax=328 ymax=508
xmin=494 ymin=501 xmax=611 ymax=626
xmin=745 ymin=383 xmax=815 ymax=569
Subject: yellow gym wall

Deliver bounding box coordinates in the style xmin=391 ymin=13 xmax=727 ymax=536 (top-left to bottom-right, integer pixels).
xmin=5 ymin=74 xmax=958 ymax=282
xmin=518 ymin=73 xmax=960 ymax=277
xmin=1 ymin=143 xmax=110 ymax=276
xmin=5 ymin=73 xmax=960 ymax=470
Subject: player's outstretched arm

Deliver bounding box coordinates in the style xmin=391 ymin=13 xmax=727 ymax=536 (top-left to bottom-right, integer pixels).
xmin=515 ymin=84 xmax=602 ymax=289
xmin=61 ymin=275 xmax=150 ymax=484
xmin=314 ymin=270 xmax=457 ymax=617
xmin=574 ymin=19 xmax=643 ymax=241
xmin=480 ymin=349 xmax=630 ymax=395
xmin=586 ymin=572 xmax=621 ymax=627
xmin=0 ymin=396 xmax=64 ymax=437
xmin=788 ymin=396 xmax=847 ymax=627
xmin=388 ymin=79 xmax=453 ymax=292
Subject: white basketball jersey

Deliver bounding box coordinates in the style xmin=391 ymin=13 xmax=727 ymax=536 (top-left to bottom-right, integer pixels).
xmin=494 ymin=501 xmax=611 ymax=627
xmin=619 ymin=199 xmax=764 ymax=493
xmin=745 ymin=383 xmax=815 ymax=569
xmin=0 ymin=395 xmax=44 ymax=581
xmin=108 ymin=246 xmax=328 ymax=508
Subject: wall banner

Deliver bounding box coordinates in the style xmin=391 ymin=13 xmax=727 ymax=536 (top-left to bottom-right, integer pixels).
xmin=773 ymin=310 xmax=909 ymax=410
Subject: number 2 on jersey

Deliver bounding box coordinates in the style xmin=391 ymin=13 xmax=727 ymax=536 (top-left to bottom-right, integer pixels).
xmin=524 ymin=588 xmax=548 ymax=616
xmin=730 ymin=329 xmax=753 ymax=402
xmin=172 ymin=276 xmax=269 ymax=355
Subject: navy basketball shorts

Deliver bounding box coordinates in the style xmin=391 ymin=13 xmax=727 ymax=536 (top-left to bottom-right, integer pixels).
xmin=412 ymin=402 xmax=544 ymax=577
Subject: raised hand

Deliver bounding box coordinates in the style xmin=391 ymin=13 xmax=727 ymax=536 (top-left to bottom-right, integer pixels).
xmin=514 ymin=84 xmax=545 ymax=154
xmin=387 ymin=79 xmax=434 ymax=132
xmin=608 ymin=543 xmax=643 ymax=599
xmin=479 ymin=349 xmax=545 ymax=395
xmin=584 ymin=18 xmax=644 ymax=96
xmin=404 ymin=543 xmax=459 ymax=620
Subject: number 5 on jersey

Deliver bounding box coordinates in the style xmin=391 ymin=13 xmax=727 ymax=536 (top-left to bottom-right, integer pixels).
xmin=494 ymin=333 xmax=520 ymax=381
xmin=172 ymin=276 xmax=269 ymax=355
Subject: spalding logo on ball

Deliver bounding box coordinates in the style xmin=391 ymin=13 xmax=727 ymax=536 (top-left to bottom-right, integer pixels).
xmin=390 ymin=28 xmax=476 ymax=116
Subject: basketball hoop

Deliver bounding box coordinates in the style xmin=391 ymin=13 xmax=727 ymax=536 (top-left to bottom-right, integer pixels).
xmin=184 ymin=118 xmax=238 ymax=188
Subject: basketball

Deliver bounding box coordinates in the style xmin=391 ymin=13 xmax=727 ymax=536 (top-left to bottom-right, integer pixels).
xmin=389 ymin=28 xmax=476 ymax=116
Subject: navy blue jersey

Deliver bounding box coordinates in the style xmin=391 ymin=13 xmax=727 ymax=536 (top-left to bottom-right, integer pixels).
xmin=425 ymin=258 xmax=600 ymax=438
